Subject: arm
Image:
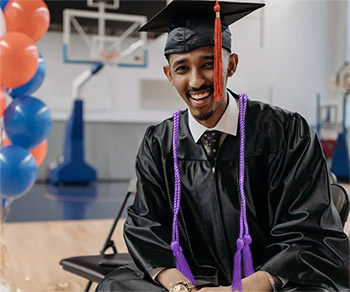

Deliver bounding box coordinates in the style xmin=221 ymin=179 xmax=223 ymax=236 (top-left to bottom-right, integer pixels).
xmin=199 ymin=112 xmax=348 ymax=291
xmin=124 ymin=126 xmax=177 ymax=277
xmin=157 ymin=268 xmax=198 ymax=291
xmin=258 ymin=113 xmax=349 ymax=289
xmin=196 ymin=271 xmax=280 ymax=292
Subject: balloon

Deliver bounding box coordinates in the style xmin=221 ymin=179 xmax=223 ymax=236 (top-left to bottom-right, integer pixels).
xmin=4 ymin=0 xmax=50 ymax=43
xmin=4 ymin=95 xmax=51 ymax=149
xmin=0 ymin=32 xmax=39 ymax=89
xmin=0 ymin=86 xmax=5 ymax=117
xmin=0 ymin=0 xmax=9 ymax=11
xmin=2 ymin=136 xmax=10 ymax=146
xmin=9 ymin=54 xmax=46 ymax=98
xmin=29 ymin=138 xmax=47 ymax=166
xmin=0 ymin=145 xmax=37 ymax=198
xmin=0 ymin=8 xmax=5 ymax=36
xmin=3 ymin=136 xmax=47 ymax=167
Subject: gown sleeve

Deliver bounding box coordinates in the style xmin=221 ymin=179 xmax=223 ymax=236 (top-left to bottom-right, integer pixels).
xmin=123 ymin=126 xmax=177 ymax=275
xmin=259 ymin=113 xmax=349 ymax=290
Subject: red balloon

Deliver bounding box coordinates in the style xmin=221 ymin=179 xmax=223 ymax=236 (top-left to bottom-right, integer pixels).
xmin=0 ymin=87 xmax=5 ymax=118
xmin=0 ymin=32 xmax=39 ymax=89
xmin=29 ymin=139 xmax=48 ymax=167
xmin=3 ymin=136 xmax=10 ymax=146
xmin=4 ymin=0 xmax=50 ymax=43
xmin=3 ymin=136 xmax=48 ymax=167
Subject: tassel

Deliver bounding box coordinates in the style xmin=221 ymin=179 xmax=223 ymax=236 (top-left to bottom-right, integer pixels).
xmin=171 ymin=241 xmax=197 ymax=284
xmin=243 ymin=235 xmax=254 ymax=277
xmin=214 ymin=1 xmax=223 ymax=101
xmin=232 ymin=238 xmax=244 ymax=291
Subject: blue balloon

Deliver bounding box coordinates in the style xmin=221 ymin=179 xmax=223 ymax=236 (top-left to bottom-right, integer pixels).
xmin=0 ymin=0 xmax=9 ymax=11
xmin=4 ymin=96 xmax=52 ymax=149
xmin=9 ymin=54 xmax=46 ymax=98
xmin=0 ymin=145 xmax=37 ymax=198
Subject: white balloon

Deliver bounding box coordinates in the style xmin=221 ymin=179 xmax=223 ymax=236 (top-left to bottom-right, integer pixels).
xmin=0 ymin=9 xmax=5 ymax=36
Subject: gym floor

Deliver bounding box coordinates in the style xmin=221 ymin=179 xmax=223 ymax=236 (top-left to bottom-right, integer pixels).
xmin=5 ymin=181 xmax=130 ymax=222
xmin=1 ymin=181 xmax=131 ymax=292
xmin=1 ymin=182 xmax=349 ymax=292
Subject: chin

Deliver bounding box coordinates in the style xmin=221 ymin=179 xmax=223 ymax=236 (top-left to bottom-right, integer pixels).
xmin=194 ymin=110 xmax=214 ymax=122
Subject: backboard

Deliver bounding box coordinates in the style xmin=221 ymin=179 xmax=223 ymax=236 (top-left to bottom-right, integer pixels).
xmin=62 ymin=0 xmax=148 ymax=67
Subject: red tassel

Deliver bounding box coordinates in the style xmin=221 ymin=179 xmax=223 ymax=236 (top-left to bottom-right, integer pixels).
xmin=214 ymin=1 xmax=223 ymax=101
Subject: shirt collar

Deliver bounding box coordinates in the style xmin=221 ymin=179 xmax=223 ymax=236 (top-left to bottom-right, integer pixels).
xmin=188 ymin=91 xmax=239 ymax=143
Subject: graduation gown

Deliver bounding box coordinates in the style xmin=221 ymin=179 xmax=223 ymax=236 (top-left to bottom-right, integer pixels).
xmin=123 ymin=97 xmax=349 ymax=290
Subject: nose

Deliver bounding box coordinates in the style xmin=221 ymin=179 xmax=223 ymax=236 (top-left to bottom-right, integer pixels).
xmin=189 ymin=68 xmax=205 ymax=89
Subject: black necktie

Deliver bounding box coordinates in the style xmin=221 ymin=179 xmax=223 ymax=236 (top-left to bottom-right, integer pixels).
xmin=202 ymin=131 xmax=222 ymax=160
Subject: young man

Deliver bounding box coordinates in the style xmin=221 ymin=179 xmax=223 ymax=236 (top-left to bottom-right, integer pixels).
xmin=97 ymin=1 xmax=349 ymax=291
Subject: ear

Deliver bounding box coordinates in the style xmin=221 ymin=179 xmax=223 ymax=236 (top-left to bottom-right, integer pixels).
xmin=227 ymin=53 xmax=239 ymax=77
xmin=163 ymin=65 xmax=174 ymax=85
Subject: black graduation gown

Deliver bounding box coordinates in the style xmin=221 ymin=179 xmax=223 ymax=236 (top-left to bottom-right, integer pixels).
xmin=123 ymin=98 xmax=349 ymax=290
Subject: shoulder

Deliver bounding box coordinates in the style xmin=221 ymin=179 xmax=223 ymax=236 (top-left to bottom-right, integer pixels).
xmin=247 ymin=99 xmax=293 ymax=120
xmin=245 ymin=99 xmax=313 ymax=153
xmin=228 ymin=90 xmax=298 ymax=127
xmin=141 ymin=109 xmax=189 ymax=152
xmin=247 ymin=99 xmax=309 ymax=131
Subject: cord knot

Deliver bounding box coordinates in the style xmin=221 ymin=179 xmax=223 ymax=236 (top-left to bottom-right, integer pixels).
xmin=243 ymin=234 xmax=252 ymax=245
xmin=171 ymin=241 xmax=182 ymax=253
xmin=236 ymin=238 xmax=244 ymax=251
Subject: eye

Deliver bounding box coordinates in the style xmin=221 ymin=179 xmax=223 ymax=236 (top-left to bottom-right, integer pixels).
xmin=175 ymin=66 xmax=189 ymax=73
xmin=202 ymin=62 xmax=214 ymax=69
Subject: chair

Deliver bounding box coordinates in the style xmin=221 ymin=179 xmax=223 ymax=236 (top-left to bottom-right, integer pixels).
xmin=330 ymin=183 xmax=350 ymax=227
xmin=329 ymin=171 xmax=338 ymax=184
xmin=59 ymin=178 xmax=137 ymax=291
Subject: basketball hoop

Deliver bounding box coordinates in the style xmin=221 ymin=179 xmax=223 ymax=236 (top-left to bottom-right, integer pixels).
xmin=62 ymin=4 xmax=148 ymax=67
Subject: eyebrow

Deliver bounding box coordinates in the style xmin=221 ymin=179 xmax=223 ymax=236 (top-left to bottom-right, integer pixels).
xmin=172 ymin=58 xmax=188 ymax=68
xmin=172 ymin=54 xmax=214 ymax=68
xmin=202 ymin=55 xmax=214 ymax=61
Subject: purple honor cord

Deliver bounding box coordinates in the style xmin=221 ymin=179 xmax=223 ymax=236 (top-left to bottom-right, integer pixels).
xmin=171 ymin=94 xmax=253 ymax=290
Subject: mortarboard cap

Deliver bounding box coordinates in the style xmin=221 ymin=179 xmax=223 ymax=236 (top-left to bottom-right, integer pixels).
xmin=140 ymin=0 xmax=264 ymax=102
xmin=140 ymin=0 xmax=264 ymax=54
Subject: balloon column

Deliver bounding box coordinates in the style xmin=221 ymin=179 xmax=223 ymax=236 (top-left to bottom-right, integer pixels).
xmin=0 ymin=0 xmax=51 ymax=210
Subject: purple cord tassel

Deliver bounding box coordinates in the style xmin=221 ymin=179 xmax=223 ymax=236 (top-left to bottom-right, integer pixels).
xmin=231 ymin=94 xmax=254 ymax=291
xmin=171 ymin=241 xmax=196 ymax=284
xmin=243 ymin=235 xmax=254 ymax=277
xmin=171 ymin=111 xmax=196 ymax=285
xmin=232 ymin=238 xmax=244 ymax=291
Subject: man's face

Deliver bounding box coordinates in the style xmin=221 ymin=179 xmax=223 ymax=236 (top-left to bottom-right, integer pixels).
xmin=163 ymin=46 xmax=238 ymax=128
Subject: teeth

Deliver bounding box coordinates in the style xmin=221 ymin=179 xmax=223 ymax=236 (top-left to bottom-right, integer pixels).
xmin=190 ymin=91 xmax=211 ymax=100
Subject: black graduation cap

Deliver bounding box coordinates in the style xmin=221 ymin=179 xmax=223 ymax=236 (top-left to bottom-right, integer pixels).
xmin=140 ymin=0 xmax=264 ymax=33
xmin=140 ymin=0 xmax=264 ymax=100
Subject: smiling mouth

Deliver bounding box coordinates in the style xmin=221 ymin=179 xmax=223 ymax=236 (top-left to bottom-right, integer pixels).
xmin=188 ymin=89 xmax=212 ymax=101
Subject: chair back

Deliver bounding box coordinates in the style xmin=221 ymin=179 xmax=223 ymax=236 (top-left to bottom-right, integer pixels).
xmin=330 ymin=183 xmax=350 ymax=227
